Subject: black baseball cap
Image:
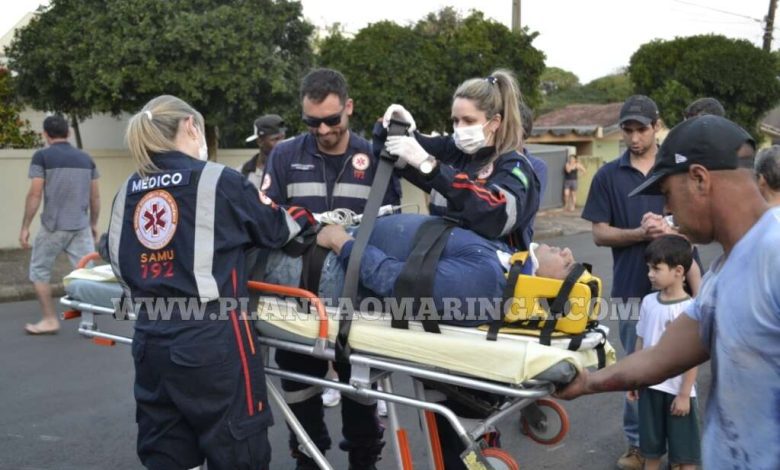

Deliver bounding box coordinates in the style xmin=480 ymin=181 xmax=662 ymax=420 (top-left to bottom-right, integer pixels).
xmin=245 ymin=114 xmax=285 ymax=142
xmin=619 ymin=95 xmax=659 ymax=126
xmin=629 ymin=115 xmax=755 ymax=197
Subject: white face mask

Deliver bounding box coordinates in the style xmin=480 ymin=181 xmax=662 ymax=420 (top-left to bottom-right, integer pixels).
xmin=197 ymin=129 xmax=208 ymax=161
xmin=453 ymin=122 xmax=489 ymax=154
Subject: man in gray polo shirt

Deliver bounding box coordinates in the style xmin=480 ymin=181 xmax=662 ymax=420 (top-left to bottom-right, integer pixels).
xmin=19 ymin=115 xmax=100 ymax=335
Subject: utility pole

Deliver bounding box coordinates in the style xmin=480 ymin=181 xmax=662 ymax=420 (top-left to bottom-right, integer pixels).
xmin=764 ymin=0 xmax=778 ymax=52
xmin=512 ymin=0 xmax=521 ymax=32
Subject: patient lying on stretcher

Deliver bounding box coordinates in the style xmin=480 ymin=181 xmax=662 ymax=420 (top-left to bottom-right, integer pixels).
xmin=263 ymin=213 xmax=577 ymax=326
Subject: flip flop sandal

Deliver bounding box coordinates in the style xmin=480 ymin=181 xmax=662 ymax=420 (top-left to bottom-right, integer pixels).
xmin=25 ymin=324 xmax=59 ymax=335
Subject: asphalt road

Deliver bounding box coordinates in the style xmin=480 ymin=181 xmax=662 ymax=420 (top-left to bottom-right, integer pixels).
xmin=0 ymin=232 xmax=722 ymax=470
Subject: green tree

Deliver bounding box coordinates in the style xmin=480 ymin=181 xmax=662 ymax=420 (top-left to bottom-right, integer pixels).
xmin=540 ymin=66 xmax=580 ymax=95
xmin=0 ymin=68 xmax=41 ymax=148
xmin=540 ymin=71 xmax=633 ymax=113
xmin=318 ymin=21 xmax=446 ymax=133
xmin=6 ymin=0 xmax=314 ymax=151
xmin=3 ymin=1 xmax=92 ymax=147
xmin=584 ymin=71 xmax=632 ymax=100
xmin=317 ymin=8 xmax=546 ymax=133
xmin=415 ymin=9 xmax=545 ymax=129
xmin=629 ymin=35 xmax=780 ymax=134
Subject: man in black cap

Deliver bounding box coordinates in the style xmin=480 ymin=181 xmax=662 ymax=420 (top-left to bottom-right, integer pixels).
xmin=683 ymin=97 xmax=725 ymax=120
xmin=558 ymin=115 xmax=780 ymax=470
xmin=581 ymin=95 xmax=697 ymax=470
xmin=240 ymin=114 xmax=286 ymax=189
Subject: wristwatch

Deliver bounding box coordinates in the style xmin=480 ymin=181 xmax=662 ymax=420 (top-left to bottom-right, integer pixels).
xmin=418 ymin=156 xmax=437 ymax=174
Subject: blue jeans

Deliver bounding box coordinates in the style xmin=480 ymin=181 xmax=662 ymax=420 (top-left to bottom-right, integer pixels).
xmin=352 ymin=214 xmax=509 ymax=326
xmin=619 ymin=317 xmax=640 ymax=447
xmin=263 ymin=249 xmax=344 ymax=307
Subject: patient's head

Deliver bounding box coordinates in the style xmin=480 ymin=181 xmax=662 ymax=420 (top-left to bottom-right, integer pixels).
xmin=535 ymin=244 xmax=575 ymax=279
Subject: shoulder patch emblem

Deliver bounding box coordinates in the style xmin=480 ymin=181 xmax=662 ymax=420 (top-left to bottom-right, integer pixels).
xmin=511 ymin=167 xmax=528 ymax=188
xmin=477 ymin=162 xmax=494 ymax=180
xmin=352 ymin=153 xmax=371 ymax=171
xmin=133 ymin=190 xmax=179 ymax=250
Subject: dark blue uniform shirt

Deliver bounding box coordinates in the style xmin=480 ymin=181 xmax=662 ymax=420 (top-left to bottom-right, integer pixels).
xmin=263 ymin=132 xmax=401 ymax=213
xmin=581 ymin=151 xmax=665 ymax=300
xmin=373 ymin=123 xmax=540 ymax=250
xmin=107 ymin=151 xmax=313 ymax=343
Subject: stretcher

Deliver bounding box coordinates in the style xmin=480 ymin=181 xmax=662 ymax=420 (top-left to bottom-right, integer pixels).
xmin=60 ymin=253 xmax=615 ymax=470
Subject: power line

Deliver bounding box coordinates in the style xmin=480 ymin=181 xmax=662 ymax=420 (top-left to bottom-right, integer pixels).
xmin=672 ymin=0 xmax=763 ymax=24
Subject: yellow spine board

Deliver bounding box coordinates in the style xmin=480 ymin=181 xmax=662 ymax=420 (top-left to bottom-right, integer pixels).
xmin=504 ymin=252 xmax=602 ymax=335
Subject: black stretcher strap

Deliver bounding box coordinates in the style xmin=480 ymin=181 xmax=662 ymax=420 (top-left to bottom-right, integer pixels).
xmin=296 ymin=244 xmax=330 ymax=312
xmin=487 ymin=260 xmax=526 ymax=341
xmin=335 ymin=120 xmax=409 ymax=363
xmin=539 ymin=264 xmax=586 ymax=346
xmin=592 ymin=326 xmax=608 ymax=369
xmin=392 ymin=218 xmax=455 ymax=333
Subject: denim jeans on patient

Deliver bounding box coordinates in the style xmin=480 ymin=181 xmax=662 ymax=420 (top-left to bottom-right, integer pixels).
xmin=353 ymin=214 xmax=510 ymax=326
xmin=263 ymin=249 xmax=344 ymax=308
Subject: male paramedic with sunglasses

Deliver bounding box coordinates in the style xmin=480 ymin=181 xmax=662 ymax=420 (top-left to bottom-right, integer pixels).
xmin=262 ymin=68 xmax=401 ymax=214
xmin=261 ymin=67 xmax=400 ymax=470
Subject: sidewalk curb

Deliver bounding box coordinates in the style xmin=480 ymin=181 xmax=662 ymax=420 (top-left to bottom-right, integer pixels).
xmin=0 ymin=283 xmax=64 ymax=303
xmin=533 ymin=228 xmax=565 ymax=240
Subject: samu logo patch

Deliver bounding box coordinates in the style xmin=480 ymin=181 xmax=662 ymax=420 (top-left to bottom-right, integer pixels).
xmin=133 ymin=190 xmax=179 ymax=250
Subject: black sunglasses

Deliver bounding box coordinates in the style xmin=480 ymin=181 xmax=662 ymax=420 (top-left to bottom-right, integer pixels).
xmin=301 ymin=108 xmax=344 ymax=128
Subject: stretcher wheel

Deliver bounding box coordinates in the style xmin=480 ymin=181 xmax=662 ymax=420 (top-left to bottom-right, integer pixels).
xmin=520 ymin=398 xmax=569 ymax=445
xmin=481 ymin=448 xmax=519 ymax=470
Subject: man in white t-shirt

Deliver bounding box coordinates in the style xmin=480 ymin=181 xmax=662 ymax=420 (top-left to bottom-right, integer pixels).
xmin=628 ymin=235 xmax=699 ymax=470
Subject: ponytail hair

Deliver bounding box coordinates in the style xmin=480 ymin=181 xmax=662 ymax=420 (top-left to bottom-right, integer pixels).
xmin=454 ymin=69 xmax=524 ymax=156
xmin=125 ymin=95 xmax=205 ymax=177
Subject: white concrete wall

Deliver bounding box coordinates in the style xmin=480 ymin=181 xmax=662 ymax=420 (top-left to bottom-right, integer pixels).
xmin=20 ymin=109 xmax=132 ymax=150
xmin=0 ymin=148 xmax=427 ymax=249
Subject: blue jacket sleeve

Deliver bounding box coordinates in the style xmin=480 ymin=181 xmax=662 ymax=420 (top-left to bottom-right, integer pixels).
xmin=261 ymin=145 xmax=287 ymax=205
xmin=426 ymin=156 xmax=537 ymax=240
xmin=372 ymin=123 xmax=464 ymax=199
xmin=230 ymin=172 xmax=315 ymax=249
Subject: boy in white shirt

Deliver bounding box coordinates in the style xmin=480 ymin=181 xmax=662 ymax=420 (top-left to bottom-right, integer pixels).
xmin=628 ymin=235 xmax=700 ymax=470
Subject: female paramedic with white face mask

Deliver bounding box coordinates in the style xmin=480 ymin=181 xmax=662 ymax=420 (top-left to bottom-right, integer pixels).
xmin=372 ymin=70 xmax=542 ymax=469
xmin=373 ymin=69 xmax=541 ymax=251
xmin=105 ymin=95 xmax=315 ymax=470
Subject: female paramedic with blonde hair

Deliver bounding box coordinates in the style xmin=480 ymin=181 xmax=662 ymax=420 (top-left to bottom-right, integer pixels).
xmin=374 ymin=69 xmax=541 ymax=251
xmin=372 ymin=71 xmax=541 ymax=469
xmin=106 ymin=95 xmax=314 ymax=470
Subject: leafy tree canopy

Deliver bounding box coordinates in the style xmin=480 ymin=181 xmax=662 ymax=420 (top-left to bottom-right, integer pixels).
xmin=317 ymin=8 xmax=546 ymax=133
xmin=539 ymin=69 xmax=632 ymax=113
xmin=629 ymin=35 xmax=780 ymax=134
xmin=540 ymin=66 xmax=580 ymax=95
xmin=6 ymin=0 xmax=314 ymax=149
xmin=0 ymin=67 xmax=41 ymax=149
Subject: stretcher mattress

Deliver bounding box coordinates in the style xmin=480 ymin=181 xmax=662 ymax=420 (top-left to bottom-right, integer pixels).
xmin=63 ymin=265 xmax=121 ymax=310
xmin=256 ymin=297 xmax=616 ymax=385
xmin=60 ymin=268 xmax=616 ymax=385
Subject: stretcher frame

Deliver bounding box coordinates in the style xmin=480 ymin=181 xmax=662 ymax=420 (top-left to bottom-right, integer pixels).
xmin=60 ymin=254 xmax=574 ymax=470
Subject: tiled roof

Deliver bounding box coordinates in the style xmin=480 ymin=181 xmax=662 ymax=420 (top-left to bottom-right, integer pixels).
xmin=532 ymin=103 xmax=623 ymax=137
xmin=761 ymin=106 xmax=780 ymax=136
xmin=535 ymin=103 xmax=622 ymax=127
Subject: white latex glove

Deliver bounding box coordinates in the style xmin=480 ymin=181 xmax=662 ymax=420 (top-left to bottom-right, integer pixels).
xmin=382 ymin=104 xmax=417 ymax=133
xmin=385 ymin=135 xmax=429 ymax=169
